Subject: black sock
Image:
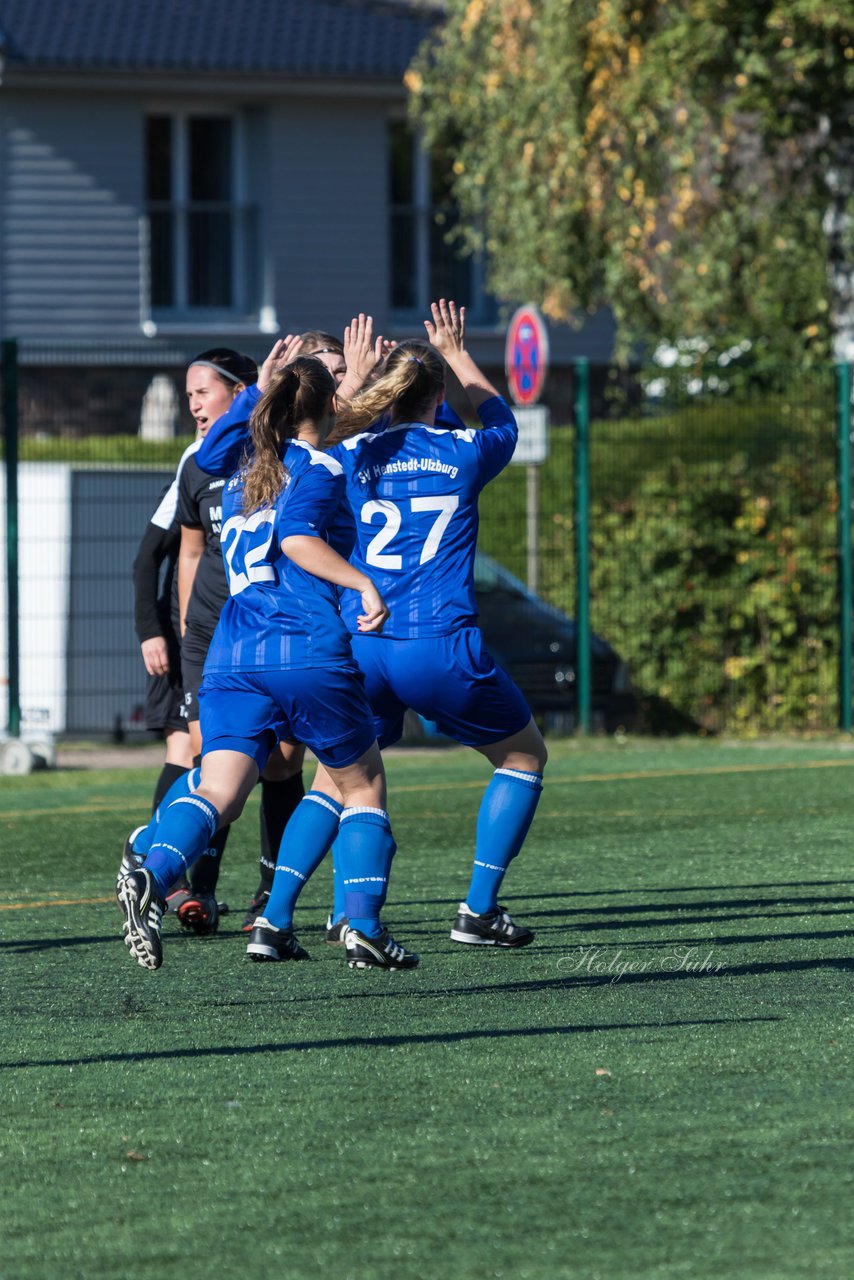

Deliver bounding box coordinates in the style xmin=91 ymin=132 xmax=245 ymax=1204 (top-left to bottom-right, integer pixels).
xmin=258 ymin=773 xmax=305 ymax=892
xmin=152 ymin=762 xmax=190 ymax=814
xmin=189 ymin=825 xmax=229 ymax=896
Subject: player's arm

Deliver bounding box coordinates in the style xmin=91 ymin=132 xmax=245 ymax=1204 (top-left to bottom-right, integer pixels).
xmin=425 ymin=299 xmax=500 ymax=411
xmin=277 ymin=463 xmax=386 ymax=631
xmin=177 ymin=525 xmax=205 ymax=636
xmin=133 ymin=516 xmax=178 ymax=676
xmin=195 ymin=336 xmax=304 ymax=475
xmin=195 ymin=385 xmax=262 ymax=477
xmin=280 ymin=535 xmax=388 ymax=633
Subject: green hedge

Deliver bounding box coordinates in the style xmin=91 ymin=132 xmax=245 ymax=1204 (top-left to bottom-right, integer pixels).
xmin=12 ymin=436 xmax=196 ymax=465
xmin=535 ymin=453 xmax=839 ymax=733
xmin=473 ymin=390 xmax=842 ymax=733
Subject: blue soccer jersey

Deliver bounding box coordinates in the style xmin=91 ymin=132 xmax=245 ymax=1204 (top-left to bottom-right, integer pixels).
xmin=195 ymin=386 xmax=468 ymax=478
xmin=330 ymin=396 xmax=517 ymax=639
xmin=196 ymin=385 xmax=262 ymax=478
xmin=204 ymin=439 xmax=352 ymax=673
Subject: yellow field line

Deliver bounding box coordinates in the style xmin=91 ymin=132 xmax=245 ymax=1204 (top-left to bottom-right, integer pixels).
xmin=388 ymin=755 xmax=854 ymax=793
xmin=1 ymin=802 xmax=131 ymax=819
xmin=1 ymin=896 xmax=114 ymax=910
xmin=2 ymin=756 xmax=854 ymax=822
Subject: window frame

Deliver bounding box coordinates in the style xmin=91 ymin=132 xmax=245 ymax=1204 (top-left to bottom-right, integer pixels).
xmin=142 ymin=107 xmax=269 ymax=332
xmin=388 ymin=119 xmax=496 ymax=329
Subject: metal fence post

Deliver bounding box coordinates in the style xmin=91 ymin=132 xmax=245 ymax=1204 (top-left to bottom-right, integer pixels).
xmin=2 ymin=338 xmax=21 ymax=738
xmin=574 ymin=359 xmax=591 ymax=734
xmin=837 ymin=361 xmax=853 ymax=733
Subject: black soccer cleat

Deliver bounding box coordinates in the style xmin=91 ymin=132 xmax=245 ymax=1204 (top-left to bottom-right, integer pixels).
xmin=116 ymin=868 xmax=165 ymax=970
xmin=116 ymin=826 xmax=146 ymax=892
xmin=450 ymin=903 xmax=535 ymax=948
xmin=241 ymin=887 xmax=270 ymax=933
xmin=176 ymin=892 xmax=220 ymax=936
xmin=345 ymin=927 xmax=419 ymax=971
xmin=246 ymin=918 xmax=310 ymax=962
xmin=324 ymin=914 xmax=349 ymax=946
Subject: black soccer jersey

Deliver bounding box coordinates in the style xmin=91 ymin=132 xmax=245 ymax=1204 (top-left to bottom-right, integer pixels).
xmin=176 ymin=453 xmax=230 ymax=639
xmin=134 ymin=440 xmax=201 ymax=643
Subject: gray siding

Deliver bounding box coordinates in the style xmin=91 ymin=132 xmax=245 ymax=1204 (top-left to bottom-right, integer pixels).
xmin=1 ymin=91 xmax=144 ymax=339
xmin=0 ymin=84 xmax=614 ymax=364
xmin=269 ymin=97 xmax=393 ymax=336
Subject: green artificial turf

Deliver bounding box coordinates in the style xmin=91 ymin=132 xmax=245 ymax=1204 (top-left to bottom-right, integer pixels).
xmin=1 ymin=738 xmax=853 ymax=1280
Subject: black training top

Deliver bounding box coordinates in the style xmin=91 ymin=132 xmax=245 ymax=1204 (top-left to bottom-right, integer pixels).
xmin=176 ymin=452 xmax=230 ymax=639
xmin=132 ymin=441 xmax=200 ymax=643
xmin=132 ymin=503 xmax=180 ymax=643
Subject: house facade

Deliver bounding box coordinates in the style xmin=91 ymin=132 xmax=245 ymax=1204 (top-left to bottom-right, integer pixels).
xmin=0 ymin=0 xmax=618 ymax=739
xmin=0 ymin=0 xmax=613 ymax=425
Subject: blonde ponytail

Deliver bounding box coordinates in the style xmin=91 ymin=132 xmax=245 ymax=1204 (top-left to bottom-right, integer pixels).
xmin=332 ymin=341 xmax=445 ymax=442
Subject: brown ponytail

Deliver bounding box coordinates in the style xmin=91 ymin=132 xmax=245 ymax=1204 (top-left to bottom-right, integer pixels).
xmin=242 ymin=357 xmax=336 ymax=513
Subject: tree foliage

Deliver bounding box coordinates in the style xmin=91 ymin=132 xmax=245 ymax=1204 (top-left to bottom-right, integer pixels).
xmin=408 ymin=0 xmax=854 ymax=364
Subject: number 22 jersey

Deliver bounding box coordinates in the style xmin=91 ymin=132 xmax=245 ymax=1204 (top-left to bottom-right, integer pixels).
xmin=203 ymin=439 xmax=353 ymax=674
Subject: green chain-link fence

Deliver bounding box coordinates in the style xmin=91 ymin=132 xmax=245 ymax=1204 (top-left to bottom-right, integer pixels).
xmin=2 ymin=343 xmax=852 ymax=741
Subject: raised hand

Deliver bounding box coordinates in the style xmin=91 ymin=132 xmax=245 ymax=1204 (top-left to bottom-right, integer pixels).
xmin=342 ymin=314 xmax=384 ymax=384
xmin=258 ymin=333 xmax=304 ymax=391
xmin=424 ymin=298 xmax=499 ymax=409
xmin=424 ymin=299 xmax=466 ymax=357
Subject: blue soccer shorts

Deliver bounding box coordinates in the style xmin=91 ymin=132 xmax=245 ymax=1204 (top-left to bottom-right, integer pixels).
xmin=350 ymin=627 xmax=532 ymax=749
xmin=198 ymin=664 xmax=376 ymax=770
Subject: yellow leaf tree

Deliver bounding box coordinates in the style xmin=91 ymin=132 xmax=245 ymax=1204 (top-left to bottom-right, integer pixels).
xmin=409 ymin=0 xmax=854 ymax=365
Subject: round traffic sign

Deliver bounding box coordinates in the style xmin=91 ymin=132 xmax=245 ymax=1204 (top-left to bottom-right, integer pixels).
xmin=505 ymin=304 xmax=549 ymax=407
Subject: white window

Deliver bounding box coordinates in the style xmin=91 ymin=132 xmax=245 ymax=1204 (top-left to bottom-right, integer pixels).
xmin=145 ymin=113 xmax=261 ymax=322
xmin=388 ymin=122 xmax=496 ymax=325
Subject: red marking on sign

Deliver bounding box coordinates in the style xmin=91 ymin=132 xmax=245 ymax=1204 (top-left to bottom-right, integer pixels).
xmin=505 ymin=305 xmax=549 ymax=407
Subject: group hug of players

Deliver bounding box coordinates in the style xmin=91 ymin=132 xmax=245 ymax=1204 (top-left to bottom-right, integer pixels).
xmin=118 ymin=300 xmax=548 ymax=972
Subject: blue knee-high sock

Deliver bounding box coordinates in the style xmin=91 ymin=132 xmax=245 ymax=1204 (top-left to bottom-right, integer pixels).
xmin=338 ymin=807 xmax=396 ymax=939
xmin=152 ymin=762 xmax=190 ymax=814
xmin=144 ymin=792 xmax=220 ymax=898
xmin=262 ymin=791 xmax=343 ymax=930
xmin=465 ymin=768 xmax=543 ymax=915
xmin=330 ymin=836 xmax=347 ymax=925
xmin=132 ymin=767 xmax=201 ymax=858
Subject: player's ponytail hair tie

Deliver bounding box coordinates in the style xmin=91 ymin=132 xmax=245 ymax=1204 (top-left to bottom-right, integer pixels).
xmin=408 ymin=356 xmax=423 ymax=365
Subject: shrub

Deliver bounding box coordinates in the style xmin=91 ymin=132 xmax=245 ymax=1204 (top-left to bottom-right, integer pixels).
xmin=536 ymin=453 xmax=839 ymax=733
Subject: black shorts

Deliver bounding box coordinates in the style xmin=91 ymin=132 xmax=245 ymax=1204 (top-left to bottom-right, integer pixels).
xmin=144 ymin=670 xmax=188 ymax=735
xmin=180 ymin=621 xmax=215 ymax=725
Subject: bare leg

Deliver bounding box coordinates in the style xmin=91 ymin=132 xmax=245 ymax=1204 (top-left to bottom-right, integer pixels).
xmin=193 ymin=748 xmax=260 ymax=826
xmin=164 ymin=727 xmax=194 ymax=768
xmin=313 ymin=744 xmax=386 ymax=809
xmin=474 ymin=716 xmax=548 ymax=774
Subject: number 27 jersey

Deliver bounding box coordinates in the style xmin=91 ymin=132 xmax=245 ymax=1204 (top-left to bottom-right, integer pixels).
xmin=330 ymin=395 xmax=517 ymax=639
